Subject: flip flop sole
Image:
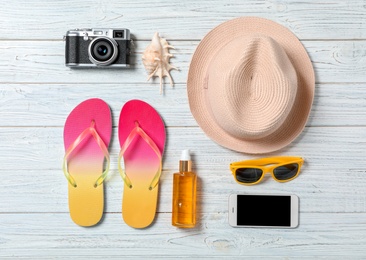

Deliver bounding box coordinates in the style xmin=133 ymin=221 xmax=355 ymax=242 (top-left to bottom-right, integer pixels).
xmin=119 ymin=100 xmax=166 ymax=228
xmin=64 ymin=98 xmax=112 ymax=226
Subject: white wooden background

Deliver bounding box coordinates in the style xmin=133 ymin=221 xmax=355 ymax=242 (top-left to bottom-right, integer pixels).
xmin=1 ymin=0 xmax=366 ymax=258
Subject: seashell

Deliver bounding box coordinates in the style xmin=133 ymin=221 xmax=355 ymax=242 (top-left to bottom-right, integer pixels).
xmin=142 ymin=32 xmax=178 ymax=94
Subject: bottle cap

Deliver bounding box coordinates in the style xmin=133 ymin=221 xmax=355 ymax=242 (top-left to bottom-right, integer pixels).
xmin=180 ymin=149 xmax=191 ymax=161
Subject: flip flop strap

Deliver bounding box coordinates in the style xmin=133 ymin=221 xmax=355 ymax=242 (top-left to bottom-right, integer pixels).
xmin=63 ymin=120 xmax=110 ymax=188
xmin=118 ymin=122 xmax=162 ymax=190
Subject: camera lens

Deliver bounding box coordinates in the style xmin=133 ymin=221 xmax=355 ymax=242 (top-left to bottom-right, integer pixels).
xmin=91 ymin=40 xmax=113 ymax=61
xmin=97 ymin=45 xmax=108 ymax=56
xmin=88 ymin=37 xmax=118 ymax=65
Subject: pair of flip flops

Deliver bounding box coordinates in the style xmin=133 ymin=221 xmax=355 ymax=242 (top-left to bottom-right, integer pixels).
xmin=63 ymin=99 xmax=166 ymax=228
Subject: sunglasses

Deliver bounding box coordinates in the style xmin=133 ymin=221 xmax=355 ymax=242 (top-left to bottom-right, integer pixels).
xmin=230 ymin=157 xmax=304 ymax=185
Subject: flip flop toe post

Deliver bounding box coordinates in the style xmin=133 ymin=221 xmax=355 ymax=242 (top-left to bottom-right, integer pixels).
xmin=118 ymin=100 xmax=166 ymax=228
xmin=63 ymin=98 xmax=112 ymax=226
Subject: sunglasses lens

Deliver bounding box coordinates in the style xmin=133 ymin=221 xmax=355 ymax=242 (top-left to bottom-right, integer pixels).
xmin=273 ymin=163 xmax=299 ymax=180
xmin=235 ymin=168 xmax=263 ymax=184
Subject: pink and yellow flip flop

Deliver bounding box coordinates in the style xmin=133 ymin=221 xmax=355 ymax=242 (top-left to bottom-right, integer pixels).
xmin=118 ymin=100 xmax=166 ymax=228
xmin=63 ymin=98 xmax=112 ymax=226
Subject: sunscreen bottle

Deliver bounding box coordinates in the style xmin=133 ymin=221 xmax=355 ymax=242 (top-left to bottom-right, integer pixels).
xmin=172 ymin=150 xmax=197 ymax=228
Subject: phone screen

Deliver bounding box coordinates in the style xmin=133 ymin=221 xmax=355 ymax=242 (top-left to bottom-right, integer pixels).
xmin=237 ymin=195 xmax=291 ymax=227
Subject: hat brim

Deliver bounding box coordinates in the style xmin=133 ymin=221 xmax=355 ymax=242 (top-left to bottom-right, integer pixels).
xmin=187 ymin=17 xmax=315 ymax=154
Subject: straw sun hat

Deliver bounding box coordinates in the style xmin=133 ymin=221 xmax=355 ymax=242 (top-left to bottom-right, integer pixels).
xmin=187 ymin=17 xmax=315 ymax=154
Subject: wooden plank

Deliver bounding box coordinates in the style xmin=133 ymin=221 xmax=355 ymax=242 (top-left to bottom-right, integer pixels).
xmin=0 ymin=84 xmax=193 ymax=127
xmin=0 ymin=40 xmax=366 ymax=84
xmin=1 ymin=126 xmax=365 ymax=171
xmin=1 ymin=83 xmax=366 ymax=127
xmin=1 ymin=213 xmax=366 ymax=258
xmin=2 ymin=167 xmax=365 ymax=214
xmin=1 ymin=126 xmax=366 ymax=213
xmin=1 ymin=0 xmax=366 ymax=40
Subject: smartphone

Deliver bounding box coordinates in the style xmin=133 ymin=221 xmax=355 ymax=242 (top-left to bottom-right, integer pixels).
xmin=228 ymin=194 xmax=299 ymax=228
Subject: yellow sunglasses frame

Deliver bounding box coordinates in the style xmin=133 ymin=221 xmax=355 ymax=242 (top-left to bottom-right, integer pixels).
xmin=229 ymin=156 xmax=304 ymax=186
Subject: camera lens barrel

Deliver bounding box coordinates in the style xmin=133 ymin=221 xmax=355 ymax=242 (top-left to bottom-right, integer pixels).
xmin=88 ymin=37 xmax=118 ymax=66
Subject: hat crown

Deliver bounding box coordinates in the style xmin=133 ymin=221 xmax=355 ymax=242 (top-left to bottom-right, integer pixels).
xmin=207 ymin=35 xmax=298 ymax=140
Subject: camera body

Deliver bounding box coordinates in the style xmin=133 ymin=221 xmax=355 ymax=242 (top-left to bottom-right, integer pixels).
xmin=65 ymin=28 xmax=131 ymax=68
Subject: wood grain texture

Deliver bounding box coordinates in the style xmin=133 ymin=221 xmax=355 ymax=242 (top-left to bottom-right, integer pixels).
xmin=3 ymin=167 xmax=366 ymax=214
xmin=1 ymin=0 xmax=366 ymax=258
xmin=0 ymin=0 xmax=365 ymax=40
xmin=2 ymin=126 xmax=366 ymax=171
xmin=1 ymin=83 xmax=366 ymax=127
xmin=1 ymin=213 xmax=366 ymax=258
xmin=0 ymin=40 xmax=366 ymax=84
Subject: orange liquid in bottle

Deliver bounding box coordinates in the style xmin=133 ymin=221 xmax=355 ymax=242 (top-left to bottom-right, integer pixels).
xmin=172 ymin=171 xmax=197 ymax=228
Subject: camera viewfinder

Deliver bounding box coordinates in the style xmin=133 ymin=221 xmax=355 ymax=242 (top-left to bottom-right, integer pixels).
xmin=113 ymin=30 xmax=124 ymax=38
